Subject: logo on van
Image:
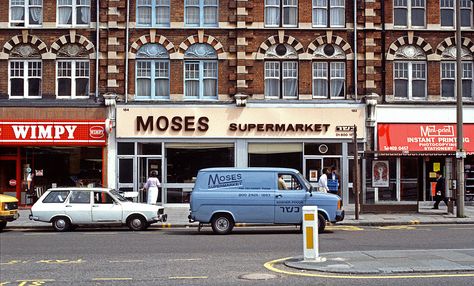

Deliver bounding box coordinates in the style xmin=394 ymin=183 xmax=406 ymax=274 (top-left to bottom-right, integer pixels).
xmin=208 ymin=173 xmax=243 ymax=189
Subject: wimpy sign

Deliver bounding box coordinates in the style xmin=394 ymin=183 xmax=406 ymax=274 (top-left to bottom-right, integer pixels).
xmin=0 ymin=121 xmax=106 ymax=146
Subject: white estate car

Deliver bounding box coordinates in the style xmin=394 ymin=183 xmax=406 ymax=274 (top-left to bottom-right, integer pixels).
xmin=29 ymin=188 xmax=167 ymax=231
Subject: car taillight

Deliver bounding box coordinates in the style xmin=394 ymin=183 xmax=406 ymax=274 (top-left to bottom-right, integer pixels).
xmin=338 ymin=199 xmax=342 ymax=209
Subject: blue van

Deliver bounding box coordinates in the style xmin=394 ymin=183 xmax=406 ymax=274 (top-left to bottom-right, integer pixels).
xmin=188 ymin=167 xmax=344 ymax=234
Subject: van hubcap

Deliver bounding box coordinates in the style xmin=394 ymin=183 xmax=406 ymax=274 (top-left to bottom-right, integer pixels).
xmin=216 ymin=218 xmax=229 ymax=230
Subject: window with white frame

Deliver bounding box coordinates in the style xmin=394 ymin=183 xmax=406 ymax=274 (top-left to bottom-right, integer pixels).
xmin=394 ymin=0 xmax=425 ymax=27
xmin=135 ymin=44 xmax=170 ymax=99
xmin=265 ymin=0 xmax=298 ymax=27
xmin=312 ymin=0 xmax=345 ymax=27
xmin=441 ymin=0 xmax=472 ymax=27
xmin=57 ymin=0 xmax=90 ymax=26
xmin=184 ymin=44 xmax=218 ymax=99
xmin=136 ymin=0 xmax=170 ymax=27
xmin=9 ymin=60 xmax=42 ymax=98
xmin=57 ymin=60 xmax=90 ymax=98
xmin=440 ymin=46 xmax=473 ymax=99
xmin=264 ymin=44 xmax=299 ymax=98
xmin=10 ymin=0 xmax=43 ymax=27
xmin=312 ymin=62 xmax=345 ymax=98
xmin=394 ymin=62 xmax=426 ymax=99
xmin=185 ymin=0 xmax=218 ymax=27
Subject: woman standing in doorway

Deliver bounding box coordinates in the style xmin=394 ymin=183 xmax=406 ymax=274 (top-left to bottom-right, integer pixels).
xmin=145 ymin=170 xmax=161 ymax=205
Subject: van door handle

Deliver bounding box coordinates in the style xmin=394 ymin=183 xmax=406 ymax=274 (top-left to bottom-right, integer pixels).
xmin=275 ymin=194 xmax=282 ymax=198
xmin=65 ymin=205 xmax=72 ymax=207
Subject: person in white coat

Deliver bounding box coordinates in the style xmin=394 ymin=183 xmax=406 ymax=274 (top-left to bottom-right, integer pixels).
xmin=318 ymin=168 xmax=329 ymax=193
xmin=145 ymin=170 xmax=161 ymax=205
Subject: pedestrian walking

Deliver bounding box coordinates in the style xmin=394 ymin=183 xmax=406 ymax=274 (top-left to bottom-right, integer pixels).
xmin=318 ymin=168 xmax=329 ymax=193
xmin=145 ymin=170 xmax=161 ymax=205
xmin=433 ymin=171 xmax=448 ymax=209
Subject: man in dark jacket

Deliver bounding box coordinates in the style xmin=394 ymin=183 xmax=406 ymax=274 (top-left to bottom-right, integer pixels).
xmin=433 ymin=171 xmax=448 ymax=209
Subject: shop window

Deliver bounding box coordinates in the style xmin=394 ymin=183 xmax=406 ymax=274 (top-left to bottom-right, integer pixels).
xmin=304 ymin=143 xmax=341 ymax=155
xmin=119 ymin=159 xmax=133 ymax=184
xmin=10 ymin=0 xmax=43 ymax=27
xmin=264 ymin=44 xmax=298 ymax=99
xmin=184 ymin=0 xmax=218 ymax=27
xmin=248 ymin=143 xmax=302 ymax=172
xmin=138 ymin=143 xmax=162 ymax=155
xmin=394 ymin=0 xmax=425 ymax=28
xmin=184 ymin=44 xmax=218 ymax=99
xmin=375 ymin=159 xmax=397 ymax=201
xmin=400 ymin=157 xmax=420 ymax=201
xmin=136 ymin=0 xmax=170 ymax=27
xmin=57 ymin=0 xmax=90 ymax=26
xmin=166 ymin=143 xmax=234 ymax=183
xmin=265 ymin=0 xmax=298 ymax=28
xmin=118 ymin=143 xmax=135 ymax=155
xmin=135 ymin=44 xmax=170 ymax=99
xmin=312 ymin=0 xmax=345 ymax=27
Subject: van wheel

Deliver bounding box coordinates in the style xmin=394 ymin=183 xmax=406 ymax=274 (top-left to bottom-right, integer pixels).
xmin=0 ymin=221 xmax=7 ymax=231
xmin=127 ymin=215 xmax=147 ymax=231
xmin=318 ymin=213 xmax=326 ymax=233
xmin=211 ymin=214 xmax=234 ymax=235
xmin=52 ymin=217 xmax=71 ymax=232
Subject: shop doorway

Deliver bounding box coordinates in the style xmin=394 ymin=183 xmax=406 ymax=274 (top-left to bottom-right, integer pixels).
xmin=139 ymin=158 xmax=162 ymax=204
xmin=425 ymin=157 xmax=445 ymax=202
xmin=304 ymin=157 xmax=341 ymax=195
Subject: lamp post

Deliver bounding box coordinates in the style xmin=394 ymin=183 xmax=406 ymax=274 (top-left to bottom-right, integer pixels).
xmin=455 ymin=0 xmax=465 ymax=217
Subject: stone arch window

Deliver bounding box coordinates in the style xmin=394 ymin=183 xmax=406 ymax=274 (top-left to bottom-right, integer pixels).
xmin=56 ymin=43 xmax=90 ymax=98
xmin=440 ymin=46 xmax=473 ymax=99
xmin=312 ymin=43 xmax=346 ymax=99
xmin=135 ymin=43 xmax=170 ymax=99
xmin=184 ymin=43 xmax=218 ymax=99
xmin=264 ymin=43 xmax=298 ymax=99
xmin=393 ymin=45 xmax=427 ymax=99
xmin=9 ymin=44 xmax=42 ymax=98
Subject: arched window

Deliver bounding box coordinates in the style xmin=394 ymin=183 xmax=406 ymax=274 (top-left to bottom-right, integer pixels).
xmin=135 ymin=44 xmax=170 ymax=99
xmin=264 ymin=44 xmax=298 ymax=99
xmin=393 ymin=45 xmax=427 ymax=99
xmin=312 ymin=43 xmax=346 ymax=98
xmin=441 ymin=46 xmax=473 ymax=99
xmin=184 ymin=43 xmax=218 ymax=99
xmin=8 ymin=44 xmax=42 ymax=98
xmin=56 ymin=43 xmax=90 ymax=98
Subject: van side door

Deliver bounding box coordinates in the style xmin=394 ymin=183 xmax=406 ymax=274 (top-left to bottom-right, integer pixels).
xmin=274 ymin=173 xmax=306 ymax=224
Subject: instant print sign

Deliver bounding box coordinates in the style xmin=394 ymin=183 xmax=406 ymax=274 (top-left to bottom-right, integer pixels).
xmin=372 ymin=161 xmax=389 ymax=188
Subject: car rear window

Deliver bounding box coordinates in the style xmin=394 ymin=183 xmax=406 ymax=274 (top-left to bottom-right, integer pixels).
xmin=42 ymin=191 xmax=70 ymax=203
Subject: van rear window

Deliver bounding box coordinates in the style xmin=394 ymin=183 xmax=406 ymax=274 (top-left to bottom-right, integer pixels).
xmin=42 ymin=191 xmax=70 ymax=203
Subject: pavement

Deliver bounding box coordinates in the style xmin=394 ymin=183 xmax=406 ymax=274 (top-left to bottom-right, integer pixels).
xmin=4 ymin=203 xmax=474 ymax=276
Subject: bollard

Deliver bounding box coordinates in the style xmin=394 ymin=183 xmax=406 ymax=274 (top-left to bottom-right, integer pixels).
xmin=302 ymin=206 xmax=325 ymax=262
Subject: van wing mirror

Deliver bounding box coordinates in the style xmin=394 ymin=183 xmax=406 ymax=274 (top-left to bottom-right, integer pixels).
xmin=308 ymin=186 xmax=313 ymax=197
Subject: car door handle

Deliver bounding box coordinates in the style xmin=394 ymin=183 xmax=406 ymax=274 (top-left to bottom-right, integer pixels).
xmin=65 ymin=205 xmax=72 ymax=207
xmin=92 ymin=205 xmax=99 ymax=207
xmin=275 ymin=194 xmax=283 ymax=198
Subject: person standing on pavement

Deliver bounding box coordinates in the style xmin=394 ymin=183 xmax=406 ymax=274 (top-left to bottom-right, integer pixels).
xmin=318 ymin=168 xmax=330 ymax=193
xmin=145 ymin=170 xmax=161 ymax=205
xmin=433 ymin=171 xmax=448 ymax=209
xmin=327 ymin=166 xmax=339 ymax=195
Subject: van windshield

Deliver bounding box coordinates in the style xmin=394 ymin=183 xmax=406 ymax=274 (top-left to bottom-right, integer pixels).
xmin=296 ymin=172 xmax=312 ymax=191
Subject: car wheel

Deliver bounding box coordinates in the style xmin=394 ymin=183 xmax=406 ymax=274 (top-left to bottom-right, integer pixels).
xmin=318 ymin=213 xmax=326 ymax=233
xmin=52 ymin=217 xmax=71 ymax=232
xmin=0 ymin=221 xmax=7 ymax=232
xmin=127 ymin=215 xmax=147 ymax=231
xmin=211 ymin=214 xmax=234 ymax=235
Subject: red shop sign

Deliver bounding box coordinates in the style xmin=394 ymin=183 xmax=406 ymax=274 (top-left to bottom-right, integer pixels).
xmin=378 ymin=123 xmax=474 ymax=153
xmin=0 ymin=121 xmax=107 ymax=146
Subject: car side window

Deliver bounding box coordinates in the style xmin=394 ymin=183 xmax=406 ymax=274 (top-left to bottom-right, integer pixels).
xmin=94 ymin=192 xmax=115 ymax=204
xmin=42 ymin=191 xmax=70 ymax=203
xmin=69 ymin=191 xmax=91 ymax=204
xmin=278 ymin=174 xmax=303 ymax=191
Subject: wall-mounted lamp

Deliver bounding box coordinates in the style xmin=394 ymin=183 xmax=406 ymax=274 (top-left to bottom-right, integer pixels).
xmin=234 ymin=93 xmax=248 ymax=107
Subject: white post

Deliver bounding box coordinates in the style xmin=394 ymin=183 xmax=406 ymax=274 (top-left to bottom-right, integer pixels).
xmin=302 ymin=206 xmax=325 ymax=262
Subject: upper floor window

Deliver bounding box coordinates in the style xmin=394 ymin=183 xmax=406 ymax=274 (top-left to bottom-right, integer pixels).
xmin=57 ymin=0 xmax=90 ymax=26
xmin=136 ymin=0 xmax=170 ymax=27
xmin=185 ymin=0 xmax=218 ymax=27
xmin=184 ymin=44 xmax=218 ymax=99
xmin=312 ymin=0 xmax=345 ymax=27
xmin=394 ymin=0 xmax=425 ymax=28
xmin=8 ymin=44 xmax=42 ymax=98
xmin=135 ymin=44 xmax=170 ymax=99
xmin=441 ymin=46 xmax=474 ymax=99
xmin=265 ymin=0 xmax=298 ymax=27
xmin=393 ymin=45 xmax=427 ymax=99
xmin=264 ymin=44 xmax=298 ymax=99
xmin=312 ymin=44 xmax=346 ymax=98
xmin=441 ymin=0 xmax=473 ymax=27
xmin=56 ymin=44 xmax=90 ymax=98
xmin=10 ymin=0 xmax=43 ymax=27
